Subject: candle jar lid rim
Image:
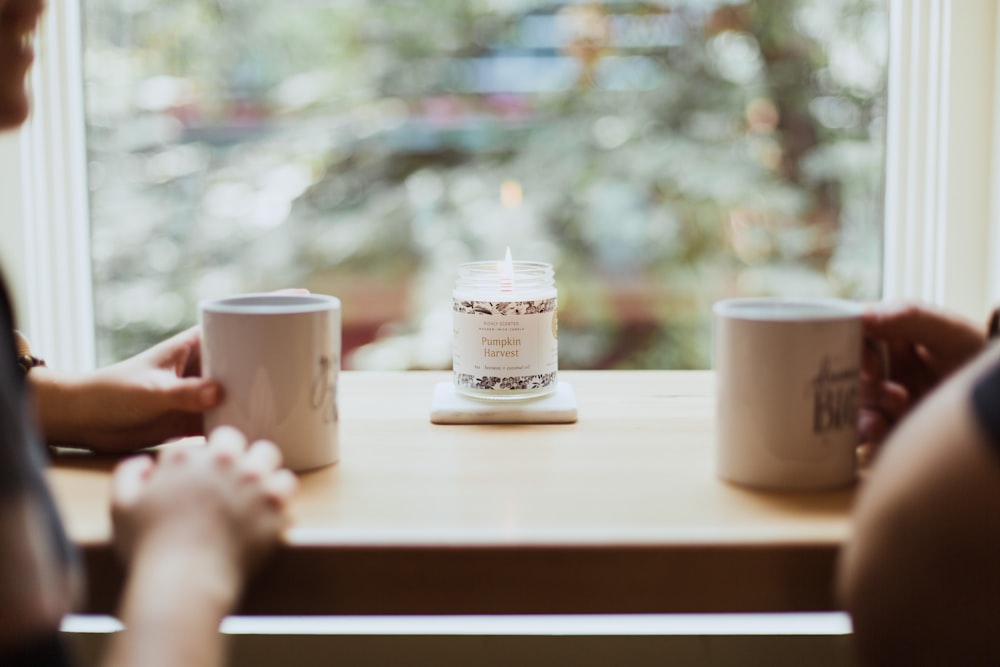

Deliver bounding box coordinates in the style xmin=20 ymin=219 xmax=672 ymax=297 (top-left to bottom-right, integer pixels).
xmin=458 ymin=261 xmax=553 ymax=273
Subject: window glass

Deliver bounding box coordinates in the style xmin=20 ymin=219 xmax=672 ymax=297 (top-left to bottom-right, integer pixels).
xmin=83 ymin=0 xmax=887 ymax=369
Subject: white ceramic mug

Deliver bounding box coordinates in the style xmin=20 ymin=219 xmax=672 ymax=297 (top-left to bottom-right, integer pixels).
xmin=713 ymin=297 xmax=862 ymax=490
xmin=200 ymin=293 xmax=341 ymax=472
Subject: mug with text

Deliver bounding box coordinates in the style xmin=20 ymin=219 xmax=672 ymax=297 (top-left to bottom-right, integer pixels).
xmin=713 ymin=297 xmax=862 ymax=490
xmin=200 ymin=293 xmax=341 ymax=472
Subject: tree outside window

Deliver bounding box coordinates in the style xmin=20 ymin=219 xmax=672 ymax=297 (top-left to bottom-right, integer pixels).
xmin=83 ymin=0 xmax=887 ymax=369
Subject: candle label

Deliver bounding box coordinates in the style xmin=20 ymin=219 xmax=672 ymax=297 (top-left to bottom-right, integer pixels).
xmin=453 ymin=297 xmax=558 ymax=392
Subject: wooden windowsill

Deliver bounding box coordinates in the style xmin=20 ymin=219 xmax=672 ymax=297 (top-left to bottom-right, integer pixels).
xmin=48 ymin=370 xmax=855 ymax=615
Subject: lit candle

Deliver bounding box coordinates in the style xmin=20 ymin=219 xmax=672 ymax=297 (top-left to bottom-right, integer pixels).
xmin=453 ymin=247 xmax=558 ymax=399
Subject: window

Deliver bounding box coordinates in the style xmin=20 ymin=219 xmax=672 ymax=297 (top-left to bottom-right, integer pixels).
xmin=4 ymin=1 xmax=997 ymax=372
xmin=81 ymin=0 xmax=887 ymax=370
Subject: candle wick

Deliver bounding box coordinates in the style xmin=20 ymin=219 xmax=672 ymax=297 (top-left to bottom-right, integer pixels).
xmin=500 ymin=246 xmax=514 ymax=293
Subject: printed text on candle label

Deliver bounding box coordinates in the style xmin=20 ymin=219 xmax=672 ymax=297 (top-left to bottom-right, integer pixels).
xmin=453 ymin=298 xmax=557 ymax=390
xmin=482 ymin=336 xmax=521 ymax=357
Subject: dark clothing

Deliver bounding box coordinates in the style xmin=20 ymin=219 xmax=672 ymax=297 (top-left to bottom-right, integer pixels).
xmin=0 ymin=634 xmax=74 ymax=667
xmin=970 ymin=307 xmax=1000 ymax=450
xmin=0 ymin=277 xmax=76 ymax=667
xmin=973 ymin=354 xmax=1000 ymax=451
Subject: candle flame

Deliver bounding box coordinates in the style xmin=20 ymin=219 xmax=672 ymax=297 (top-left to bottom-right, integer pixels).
xmin=499 ymin=246 xmax=514 ymax=293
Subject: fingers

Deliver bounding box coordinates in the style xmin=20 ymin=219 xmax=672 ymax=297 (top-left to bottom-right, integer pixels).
xmin=133 ymin=429 xmax=297 ymax=499
xmin=139 ymin=325 xmax=221 ymax=414
xmin=156 ymin=428 xmax=297 ymax=511
xmin=862 ymin=337 xmax=891 ymax=381
xmin=861 ymin=377 xmax=909 ymax=415
xmin=112 ymin=427 xmax=297 ymax=579
xmin=863 ymin=302 xmax=984 ymax=354
xmin=176 ymin=325 xmax=204 ymax=377
xmin=858 ymin=377 xmax=910 ymax=445
xmin=206 ymin=428 xmax=293 ymax=488
xmin=111 ymin=455 xmax=155 ymax=506
xmin=162 ymin=325 xmax=201 ymax=349
xmin=242 ymin=439 xmax=283 ymax=478
xmin=207 ymin=425 xmax=250 ymax=464
xmin=263 ymin=469 xmax=299 ymax=504
xmin=148 ymin=325 xmax=202 ymax=374
xmin=858 ymin=410 xmax=890 ymax=446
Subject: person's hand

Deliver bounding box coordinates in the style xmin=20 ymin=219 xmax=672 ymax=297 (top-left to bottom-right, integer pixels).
xmin=860 ymin=302 xmax=986 ymax=446
xmin=111 ymin=427 xmax=298 ymax=611
xmin=30 ymin=326 xmax=222 ymax=453
xmin=105 ymin=427 xmax=296 ymax=665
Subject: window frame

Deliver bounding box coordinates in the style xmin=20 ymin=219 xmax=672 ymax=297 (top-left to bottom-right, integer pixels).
xmin=0 ymin=0 xmax=93 ymax=371
xmin=1 ymin=0 xmax=997 ymax=372
xmin=882 ymin=0 xmax=1000 ymax=317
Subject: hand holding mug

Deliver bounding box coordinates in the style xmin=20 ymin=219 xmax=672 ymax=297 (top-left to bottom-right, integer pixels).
xmin=859 ymin=302 xmax=986 ymax=447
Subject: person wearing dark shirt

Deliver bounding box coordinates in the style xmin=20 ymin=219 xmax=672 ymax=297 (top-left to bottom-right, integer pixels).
xmin=0 ymin=2 xmax=298 ymax=666
xmin=0 ymin=284 xmax=78 ymax=664
xmin=840 ymin=301 xmax=1000 ymax=665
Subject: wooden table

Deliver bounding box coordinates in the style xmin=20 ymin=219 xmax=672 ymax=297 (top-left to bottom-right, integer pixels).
xmin=47 ymin=371 xmax=855 ymax=616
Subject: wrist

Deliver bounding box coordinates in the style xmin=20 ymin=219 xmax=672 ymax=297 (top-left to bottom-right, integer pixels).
xmin=26 ymin=367 xmax=87 ymax=446
xmin=13 ymin=330 xmax=46 ymax=376
xmin=110 ymin=540 xmax=239 ymax=667
xmin=123 ymin=540 xmax=243 ymax=622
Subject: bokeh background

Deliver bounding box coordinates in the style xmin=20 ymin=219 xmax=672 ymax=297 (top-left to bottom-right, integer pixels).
xmin=82 ymin=0 xmax=887 ymax=369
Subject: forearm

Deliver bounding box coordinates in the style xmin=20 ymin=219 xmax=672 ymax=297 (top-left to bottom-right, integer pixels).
xmin=103 ymin=546 xmax=241 ymax=667
xmin=26 ymin=366 xmax=90 ymax=446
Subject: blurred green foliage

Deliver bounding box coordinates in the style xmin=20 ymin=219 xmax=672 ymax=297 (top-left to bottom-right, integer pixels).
xmin=84 ymin=0 xmax=886 ymax=369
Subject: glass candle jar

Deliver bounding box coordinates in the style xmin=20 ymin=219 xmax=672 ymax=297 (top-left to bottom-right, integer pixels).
xmin=452 ymin=257 xmax=558 ymax=399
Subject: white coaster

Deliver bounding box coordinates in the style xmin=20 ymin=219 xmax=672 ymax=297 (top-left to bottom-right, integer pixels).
xmin=430 ymin=382 xmax=578 ymax=425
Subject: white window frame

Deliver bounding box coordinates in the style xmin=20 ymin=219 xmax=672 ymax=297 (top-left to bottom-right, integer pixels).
xmin=884 ymin=0 xmax=1000 ymax=317
xmin=0 ymin=0 xmax=92 ymax=371
xmin=1 ymin=0 xmax=998 ymax=372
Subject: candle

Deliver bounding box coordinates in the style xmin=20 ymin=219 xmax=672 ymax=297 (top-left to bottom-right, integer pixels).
xmin=452 ymin=248 xmax=558 ymax=399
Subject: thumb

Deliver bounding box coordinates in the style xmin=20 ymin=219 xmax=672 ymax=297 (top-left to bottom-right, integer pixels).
xmin=164 ymin=378 xmax=222 ymax=413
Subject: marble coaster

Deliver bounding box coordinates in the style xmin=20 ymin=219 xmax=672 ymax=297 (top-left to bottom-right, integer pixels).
xmin=430 ymin=381 xmax=578 ymax=424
